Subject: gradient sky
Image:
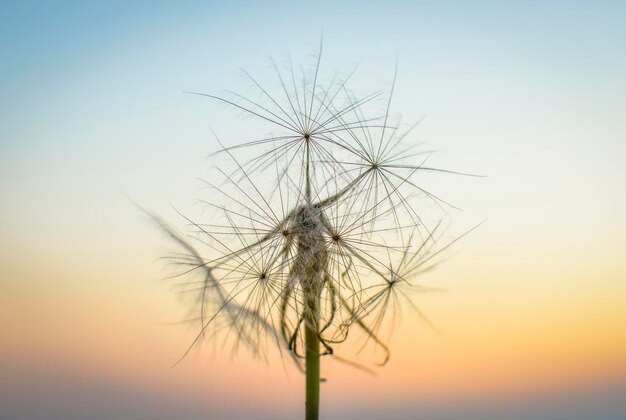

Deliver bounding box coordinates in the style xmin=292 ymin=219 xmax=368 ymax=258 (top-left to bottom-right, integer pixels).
xmin=1 ymin=1 xmax=626 ymax=419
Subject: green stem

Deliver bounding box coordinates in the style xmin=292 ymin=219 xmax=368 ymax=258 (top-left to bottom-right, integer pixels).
xmin=305 ymin=311 xmax=320 ymax=420
xmin=305 ymin=139 xmax=311 ymax=204
xmin=304 ymin=138 xmax=320 ymax=419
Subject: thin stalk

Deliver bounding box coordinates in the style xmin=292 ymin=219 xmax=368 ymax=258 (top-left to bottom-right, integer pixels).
xmin=304 ymin=140 xmax=320 ymax=419
xmin=305 ymin=137 xmax=311 ymax=204
xmin=305 ymin=300 xmax=320 ymax=420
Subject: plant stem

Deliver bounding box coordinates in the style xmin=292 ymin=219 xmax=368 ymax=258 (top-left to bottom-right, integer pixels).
xmin=305 ymin=304 xmax=320 ymax=420
xmin=304 ymin=137 xmax=321 ymax=419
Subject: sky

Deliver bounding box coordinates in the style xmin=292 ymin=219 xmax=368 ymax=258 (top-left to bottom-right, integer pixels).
xmin=1 ymin=1 xmax=626 ymax=419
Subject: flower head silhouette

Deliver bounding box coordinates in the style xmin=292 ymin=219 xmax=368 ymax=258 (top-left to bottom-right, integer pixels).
xmin=150 ymin=47 xmax=477 ymax=420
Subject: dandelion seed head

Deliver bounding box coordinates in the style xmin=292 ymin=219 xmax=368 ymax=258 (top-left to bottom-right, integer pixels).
xmin=157 ymin=48 xmax=474 ymax=371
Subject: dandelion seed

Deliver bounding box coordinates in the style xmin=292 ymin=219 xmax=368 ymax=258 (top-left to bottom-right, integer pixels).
xmin=149 ymin=46 xmax=478 ymax=420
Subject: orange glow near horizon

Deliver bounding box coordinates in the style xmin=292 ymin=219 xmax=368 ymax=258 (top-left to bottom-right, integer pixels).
xmin=2 ymin=229 xmax=625 ymax=414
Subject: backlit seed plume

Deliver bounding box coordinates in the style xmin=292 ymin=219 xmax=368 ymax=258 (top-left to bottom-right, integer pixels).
xmin=154 ymin=48 xmax=475 ymax=373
